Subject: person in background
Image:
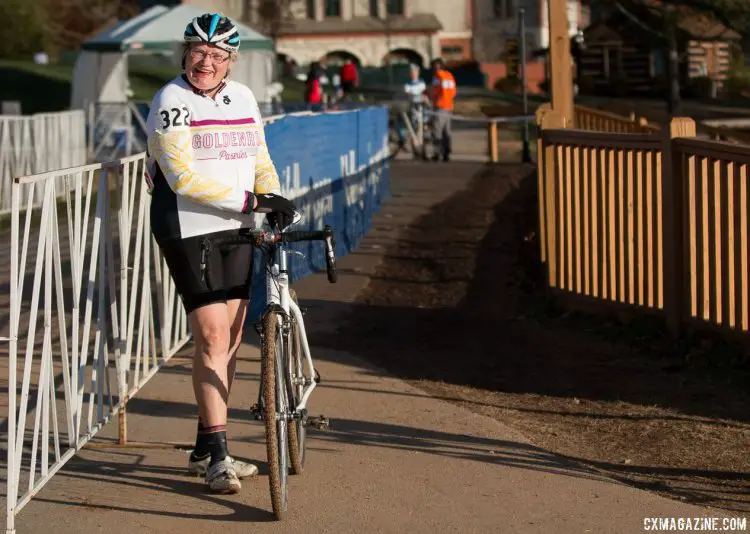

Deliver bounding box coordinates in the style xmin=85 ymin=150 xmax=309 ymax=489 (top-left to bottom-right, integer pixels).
xmin=331 ymin=72 xmax=343 ymax=104
xmin=304 ymin=62 xmax=324 ymax=111
xmin=339 ymin=58 xmax=359 ymax=100
xmin=404 ymin=63 xmax=427 ymax=106
xmin=427 ymin=58 xmax=456 ymax=162
xmin=402 ymin=63 xmax=427 ymax=155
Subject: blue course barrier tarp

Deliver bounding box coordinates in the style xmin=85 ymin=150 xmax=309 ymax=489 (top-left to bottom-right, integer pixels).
xmin=248 ymin=106 xmax=391 ymax=321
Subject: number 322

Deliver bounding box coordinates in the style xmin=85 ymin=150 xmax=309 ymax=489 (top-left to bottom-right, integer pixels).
xmin=160 ymin=106 xmax=190 ymax=128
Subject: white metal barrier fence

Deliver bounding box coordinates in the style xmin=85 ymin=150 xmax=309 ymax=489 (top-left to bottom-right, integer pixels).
xmin=0 ymin=111 xmax=87 ymax=215
xmin=5 ymin=153 xmax=190 ymax=533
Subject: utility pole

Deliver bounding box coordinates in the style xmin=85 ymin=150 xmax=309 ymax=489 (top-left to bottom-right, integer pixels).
xmin=519 ymin=8 xmax=531 ymax=163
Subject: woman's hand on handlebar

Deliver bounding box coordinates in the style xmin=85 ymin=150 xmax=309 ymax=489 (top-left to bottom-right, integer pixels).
xmin=253 ymin=193 xmax=296 ymax=229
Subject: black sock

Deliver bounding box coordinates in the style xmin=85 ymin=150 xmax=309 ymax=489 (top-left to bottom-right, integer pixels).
xmin=191 ymin=421 xmax=229 ymax=466
xmin=190 ymin=418 xmax=209 ymax=459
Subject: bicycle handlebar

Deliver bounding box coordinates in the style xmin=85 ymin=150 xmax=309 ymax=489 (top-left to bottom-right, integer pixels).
xmin=199 ymin=225 xmax=338 ymax=285
xmin=281 ymin=227 xmax=338 ymax=283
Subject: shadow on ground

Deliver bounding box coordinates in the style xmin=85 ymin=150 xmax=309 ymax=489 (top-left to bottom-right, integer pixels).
xmin=303 ymin=162 xmax=750 ymax=513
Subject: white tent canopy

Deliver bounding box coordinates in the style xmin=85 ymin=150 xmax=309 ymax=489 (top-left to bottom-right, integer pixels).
xmin=71 ymin=5 xmax=276 ymax=110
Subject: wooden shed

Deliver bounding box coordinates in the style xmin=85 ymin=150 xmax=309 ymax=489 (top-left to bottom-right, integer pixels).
xmin=577 ymin=5 xmax=740 ymax=94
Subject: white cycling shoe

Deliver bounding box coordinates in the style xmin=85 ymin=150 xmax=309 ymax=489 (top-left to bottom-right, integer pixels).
xmin=204 ymin=458 xmax=242 ymax=494
xmin=189 ymin=454 xmax=260 ymax=479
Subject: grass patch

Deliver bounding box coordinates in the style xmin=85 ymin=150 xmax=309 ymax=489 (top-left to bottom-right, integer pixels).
xmin=0 ymin=60 xmax=74 ymax=113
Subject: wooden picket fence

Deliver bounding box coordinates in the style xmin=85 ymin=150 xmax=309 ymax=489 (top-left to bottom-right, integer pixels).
xmin=537 ymin=104 xmax=750 ymax=335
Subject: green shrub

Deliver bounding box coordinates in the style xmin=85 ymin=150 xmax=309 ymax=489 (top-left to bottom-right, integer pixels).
xmin=684 ymin=75 xmax=715 ymax=99
xmin=723 ymin=75 xmax=750 ymax=98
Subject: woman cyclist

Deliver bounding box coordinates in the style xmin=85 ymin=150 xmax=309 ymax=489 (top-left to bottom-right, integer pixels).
xmin=146 ymin=12 xmax=296 ymax=494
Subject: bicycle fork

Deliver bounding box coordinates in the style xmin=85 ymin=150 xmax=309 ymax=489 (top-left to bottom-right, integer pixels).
xmin=251 ymin=311 xmax=329 ymax=431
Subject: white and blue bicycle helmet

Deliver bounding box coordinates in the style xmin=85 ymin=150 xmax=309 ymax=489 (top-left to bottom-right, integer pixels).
xmin=183 ymin=13 xmax=241 ymax=53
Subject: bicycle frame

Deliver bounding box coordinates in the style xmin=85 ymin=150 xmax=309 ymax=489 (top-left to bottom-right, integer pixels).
xmin=265 ymin=244 xmax=317 ymax=414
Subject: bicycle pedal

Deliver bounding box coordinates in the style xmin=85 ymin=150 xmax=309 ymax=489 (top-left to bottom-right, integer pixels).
xmin=250 ymin=403 xmax=263 ymax=421
xmin=308 ymin=415 xmax=330 ymax=431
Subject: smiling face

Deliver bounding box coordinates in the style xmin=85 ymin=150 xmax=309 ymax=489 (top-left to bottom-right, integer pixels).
xmin=184 ymin=43 xmax=231 ymax=91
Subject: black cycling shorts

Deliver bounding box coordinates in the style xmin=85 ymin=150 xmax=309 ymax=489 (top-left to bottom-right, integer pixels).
xmin=156 ymin=229 xmax=253 ymax=315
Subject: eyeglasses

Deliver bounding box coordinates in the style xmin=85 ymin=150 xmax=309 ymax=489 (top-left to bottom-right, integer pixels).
xmin=189 ymin=48 xmax=230 ymax=64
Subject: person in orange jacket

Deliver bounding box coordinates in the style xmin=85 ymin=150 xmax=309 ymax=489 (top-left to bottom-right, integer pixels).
xmin=427 ymin=58 xmax=456 ymax=162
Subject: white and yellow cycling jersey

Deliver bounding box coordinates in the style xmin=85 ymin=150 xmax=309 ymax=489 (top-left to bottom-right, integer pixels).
xmin=146 ymin=75 xmax=281 ymax=240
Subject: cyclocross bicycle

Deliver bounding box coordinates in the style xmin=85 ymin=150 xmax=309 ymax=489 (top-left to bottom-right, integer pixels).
xmin=199 ymin=212 xmax=337 ymax=520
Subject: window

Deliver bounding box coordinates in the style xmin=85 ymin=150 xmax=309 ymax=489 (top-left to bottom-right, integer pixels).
xmin=369 ymin=0 xmax=378 ymax=17
xmin=386 ymin=0 xmax=404 ymax=16
xmin=306 ymin=0 xmax=316 ymax=19
xmin=494 ymin=0 xmax=514 ymax=19
xmin=325 ymin=0 xmax=341 ymax=17
xmin=441 ymin=45 xmax=464 ymax=61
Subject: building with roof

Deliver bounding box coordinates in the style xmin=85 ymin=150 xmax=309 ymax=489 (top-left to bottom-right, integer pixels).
xmin=140 ymin=0 xmax=462 ymax=68
xmin=578 ymin=4 xmax=741 ymax=94
xmin=468 ymin=0 xmax=589 ymax=91
xmin=257 ymin=0 xmax=451 ymax=68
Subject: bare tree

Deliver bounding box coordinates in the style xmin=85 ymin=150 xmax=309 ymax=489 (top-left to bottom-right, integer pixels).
xmin=42 ymin=0 xmax=139 ymax=54
xmin=252 ymin=0 xmax=295 ymax=44
xmin=1 ymin=0 xmax=138 ymax=58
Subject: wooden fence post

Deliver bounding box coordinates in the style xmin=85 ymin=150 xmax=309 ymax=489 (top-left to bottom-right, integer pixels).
xmin=663 ymin=117 xmax=697 ymax=336
xmin=548 ymin=0 xmax=574 ymax=124
xmin=535 ymin=103 xmax=552 ymax=126
xmin=536 ymin=103 xmax=552 ymax=263
xmin=539 ymin=108 xmax=567 ymax=287
xmin=488 ymin=120 xmax=499 ymax=163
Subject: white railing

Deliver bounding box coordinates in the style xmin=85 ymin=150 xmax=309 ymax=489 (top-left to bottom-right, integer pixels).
xmin=0 ymin=111 xmax=87 ymax=215
xmin=5 ymin=153 xmax=190 ymax=533
xmin=2 ymin=107 xmax=380 ymax=532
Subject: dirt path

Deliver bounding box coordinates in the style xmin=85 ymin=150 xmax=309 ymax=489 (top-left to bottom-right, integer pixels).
xmin=318 ymin=161 xmax=750 ymax=516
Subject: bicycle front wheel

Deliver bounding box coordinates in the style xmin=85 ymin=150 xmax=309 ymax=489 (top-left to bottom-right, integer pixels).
xmin=261 ymin=311 xmax=289 ymax=520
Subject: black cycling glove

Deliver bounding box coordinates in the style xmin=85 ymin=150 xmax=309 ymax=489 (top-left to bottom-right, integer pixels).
xmin=246 ymin=192 xmax=296 ymax=229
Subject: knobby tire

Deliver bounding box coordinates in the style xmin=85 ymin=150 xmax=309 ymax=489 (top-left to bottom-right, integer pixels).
xmin=261 ymin=312 xmax=288 ymax=520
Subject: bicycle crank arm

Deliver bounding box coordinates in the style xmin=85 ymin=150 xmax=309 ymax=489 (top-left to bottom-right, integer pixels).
xmin=250 ymin=403 xmax=263 ymax=421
